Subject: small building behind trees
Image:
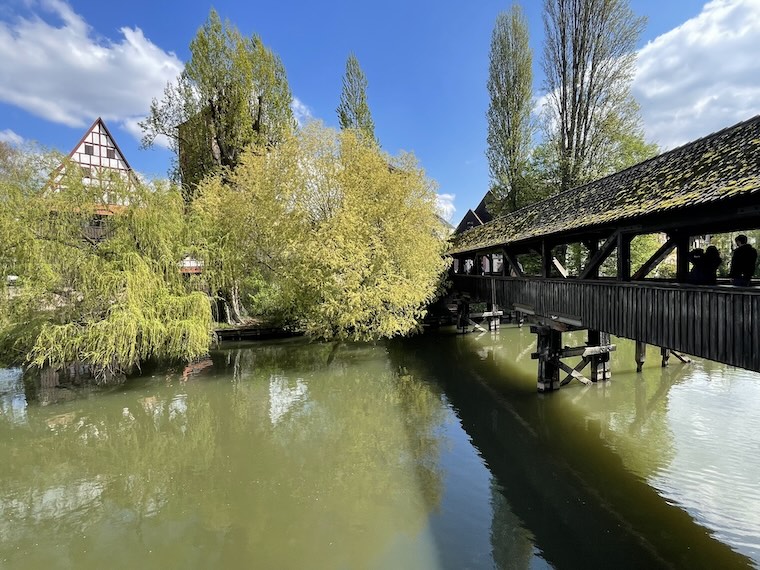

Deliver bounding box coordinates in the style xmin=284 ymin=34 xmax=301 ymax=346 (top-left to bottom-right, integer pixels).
xmin=454 ymin=193 xmax=494 ymax=235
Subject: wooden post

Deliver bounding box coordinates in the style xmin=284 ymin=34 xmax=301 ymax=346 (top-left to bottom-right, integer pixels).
xmin=541 ymin=241 xmax=552 ymax=278
xmin=675 ymin=233 xmax=690 ymax=283
xmin=618 ymin=233 xmax=631 ymax=281
xmin=661 ymin=347 xmax=671 ymax=367
xmin=534 ymin=326 xmax=561 ymax=392
xmin=457 ymin=300 xmax=470 ymax=333
xmin=635 ymin=341 xmax=646 ymax=372
xmin=585 ymin=239 xmax=600 ymax=279
xmin=588 ymin=329 xmax=612 ymax=381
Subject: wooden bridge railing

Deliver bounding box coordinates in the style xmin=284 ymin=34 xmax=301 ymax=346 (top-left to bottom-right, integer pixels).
xmin=452 ymin=274 xmax=760 ymax=373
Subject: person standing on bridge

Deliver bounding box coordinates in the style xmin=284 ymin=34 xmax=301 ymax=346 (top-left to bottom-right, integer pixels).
xmin=729 ymin=234 xmax=757 ymax=286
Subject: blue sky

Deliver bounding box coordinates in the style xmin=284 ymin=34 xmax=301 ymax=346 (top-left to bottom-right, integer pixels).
xmin=1 ymin=0 xmax=759 ymax=223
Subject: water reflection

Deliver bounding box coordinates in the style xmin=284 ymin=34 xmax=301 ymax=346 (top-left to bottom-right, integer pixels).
xmin=391 ymin=327 xmax=756 ymax=568
xmin=1 ymin=332 xmax=759 ymax=568
xmin=0 ymin=367 xmax=26 ymax=426
xmin=0 ymin=340 xmax=448 ymax=569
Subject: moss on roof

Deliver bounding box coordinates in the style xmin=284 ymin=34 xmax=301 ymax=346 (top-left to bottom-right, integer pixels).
xmin=450 ymin=115 xmax=760 ymax=254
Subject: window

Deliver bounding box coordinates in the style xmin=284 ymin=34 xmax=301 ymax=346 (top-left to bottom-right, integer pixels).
xmin=106 ymin=148 xmax=116 ymax=159
xmin=84 ymin=144 xmax=94 ymax=155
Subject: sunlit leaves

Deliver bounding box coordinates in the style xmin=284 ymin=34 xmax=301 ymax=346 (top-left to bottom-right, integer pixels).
xmin=192 ymin=123 xmax=449 ymax=341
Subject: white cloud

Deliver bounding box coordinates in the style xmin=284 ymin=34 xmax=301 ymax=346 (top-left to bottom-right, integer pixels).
xmin=634 ymin=0 xmax=760 ymax=150
xmin=0 ymin=129 xmax=24 ymax=145
xmin=121 ymin=116 xmax=171 ymax=150
xmin=436 ymin=192 xmax=456 ymax=222
xmin=291 ymin=97 xmax=314 ymax=126
xmin=0 ymin=0 xmax=182 ymax=136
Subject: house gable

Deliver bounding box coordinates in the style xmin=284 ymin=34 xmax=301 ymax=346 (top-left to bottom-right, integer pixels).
xmin=51 ymin=118 xmax=138 ymax=204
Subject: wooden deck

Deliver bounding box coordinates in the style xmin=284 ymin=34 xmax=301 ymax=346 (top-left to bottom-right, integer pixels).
xmin=214 ymin=324 xmax=302 ymax=341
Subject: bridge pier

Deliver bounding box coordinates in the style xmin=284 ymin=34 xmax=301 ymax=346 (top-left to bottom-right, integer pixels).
xmin=588 ymin=330 xmax=612 ymax=381
xmin=534 ymin=326 xmax=562 ymax=392
xmin=531 ymin=325 xmax=616 ymax=392
xmin=635 ymin=341 xmax=647 ymax=372
xmin=661 ymin=347 xmax=670 ymax=367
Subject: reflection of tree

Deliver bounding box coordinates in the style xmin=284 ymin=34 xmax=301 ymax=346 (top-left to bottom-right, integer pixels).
xmin=1 ymin=338 xmax=448 ymax=568
xmin=203 ymin=339 xmax=446 ymax=568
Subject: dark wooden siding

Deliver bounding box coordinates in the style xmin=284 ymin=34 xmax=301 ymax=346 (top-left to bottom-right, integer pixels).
xmin=452 ymin=275 xmax=760 ymax=372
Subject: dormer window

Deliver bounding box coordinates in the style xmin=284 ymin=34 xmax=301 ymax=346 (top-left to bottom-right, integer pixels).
xmin=84 ymin=144 xmax=94 ymax=155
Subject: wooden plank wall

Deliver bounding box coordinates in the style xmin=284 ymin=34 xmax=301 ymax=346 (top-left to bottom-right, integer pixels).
xmin=452 ymin=275 xmax=760 ymax=373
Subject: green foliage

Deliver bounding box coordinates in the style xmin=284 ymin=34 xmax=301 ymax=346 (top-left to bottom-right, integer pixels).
xmin=483 ymin=0 xmax=656 ymax=218
xmin=486 ymin=6 xmax=534 ymax=215
xmin=337 ymin=54 xmax=377 ymax=146
xmin=192 ymin=122 xmax=448 ymax=341
xmin=0 ymin=150 xmax=212 ymax=377
xmin=140 ymin=8 xmax=295 ymax=199
xmin=541 ymin=0 xmax=647 ymax=192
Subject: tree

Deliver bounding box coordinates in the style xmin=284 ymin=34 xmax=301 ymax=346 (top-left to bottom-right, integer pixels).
xmin=0 ymin=151 xmax=211 ymax=379
xmin=140 ymin=9 xmax=295 ymax=200
xmin=336 ymin=54 xmax=377 ymax=145
xmin=486 ymin=5 xmax=534 ymax=215
xmin=541 ymin=0 xmax=646 ymax=192
xmin=192 ymin=122 xmax=448 ymax=340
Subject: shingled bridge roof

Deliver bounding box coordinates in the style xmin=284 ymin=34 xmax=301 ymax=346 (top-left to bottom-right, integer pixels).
xmin=450 ymin=114 xmax=760 ymax=255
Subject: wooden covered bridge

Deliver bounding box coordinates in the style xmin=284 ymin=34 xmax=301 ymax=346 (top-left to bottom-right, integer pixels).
xmin=448 ymin=115 xmax=760 ymax=391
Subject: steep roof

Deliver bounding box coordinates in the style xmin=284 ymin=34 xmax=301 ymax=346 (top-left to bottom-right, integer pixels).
xmin=450 ymin=115 xmax=760 ymax=254
xmin=453 ymin=191 xmax=494 ymax=234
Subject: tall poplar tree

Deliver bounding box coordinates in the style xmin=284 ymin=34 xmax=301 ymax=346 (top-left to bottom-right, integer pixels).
xmin=541 ymin=0 xmax=646 ymax=192
xmin=337 ymin=54 xmax=377 ymax=145
xmin=140 ymin=9 xmax=295 ymax=200
xmin=486 ymin=5 xmax=534 ymax=214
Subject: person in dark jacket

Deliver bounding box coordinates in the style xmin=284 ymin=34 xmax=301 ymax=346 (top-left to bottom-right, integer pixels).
xmin=729 ymin=234 xmax=758 ymax=286
xmin=689 ymin=246 xmax=723 ymax=285
xmin=702 ymin=246 xmax=722 ymax=285
xmin=687 ymin=248 xmax=705 ymax=284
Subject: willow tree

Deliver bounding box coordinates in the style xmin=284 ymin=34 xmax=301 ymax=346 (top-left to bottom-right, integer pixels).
xmin=192 ymin=122 xmax=448 ymax=340
xmin=140 ymin=9 xmax=295 ymax=200
xmin=0 ymin=150 xmax=211 ymax=379
xmin=336 ymin=54 xmax=377 ymax=146
xmin=486 ymin=5 xmax=534 ymax=215
xmin=541 ymin=0 xmax=646 ymax=192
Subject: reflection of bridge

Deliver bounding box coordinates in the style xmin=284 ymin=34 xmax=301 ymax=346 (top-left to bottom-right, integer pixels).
xmin=449 ymin=115 xmax=760 ymax=390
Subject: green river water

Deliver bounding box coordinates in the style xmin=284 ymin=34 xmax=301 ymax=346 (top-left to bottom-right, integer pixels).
xmin=1 ymin=326 xmax=759 ymax=569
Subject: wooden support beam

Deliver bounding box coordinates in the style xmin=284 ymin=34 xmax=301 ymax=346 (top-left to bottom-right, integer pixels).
xmin=535 ymin=326 xmax=561 ymax=392
xmin=541 ymin=240 xmax=552 ymax=278
xmin=559 ymin=359 xmax=592 ymax=386
xmin=632 ymin=238 xmax=676 ymax=280
xmin=502 ymin=249 xmax=525 ymax=278
xmin=671 ymin=350 xmax=692 ymax=364
xmin=617 ymin=233 xmax=632 ymax=281
xmin=661 ymin=347 xmax=670 ymax=367
xmin=579 ymin=231 xmax=619 ymax=280
xmin=635 ymin=341 xmax=646 ymax=372
xmin=553 ymin=256 xmax=569 ymax=278
xmin=555 ymin=344 xmax=617 ymax=359
xmin=588 ymin=329 xmax=612 ymax=381
xmin=674 ymin=233 xmax=690 ymax=283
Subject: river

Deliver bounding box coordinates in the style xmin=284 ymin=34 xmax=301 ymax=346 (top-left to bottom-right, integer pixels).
xmin=1 ymin=326 xmax=759 ymax=569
